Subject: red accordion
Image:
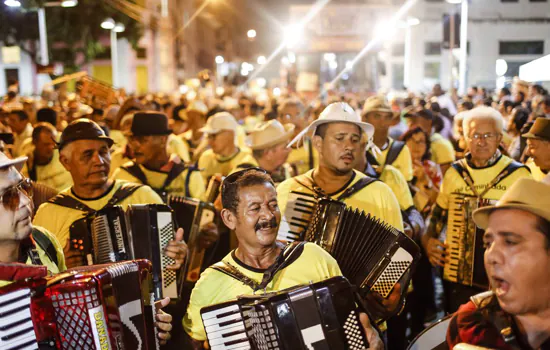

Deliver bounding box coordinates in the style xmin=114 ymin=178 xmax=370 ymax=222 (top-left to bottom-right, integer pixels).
xmin=0 ymin=260 xmax=159 ymax=350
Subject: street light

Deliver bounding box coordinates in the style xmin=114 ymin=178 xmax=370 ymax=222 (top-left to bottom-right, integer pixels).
xmin=247 ymin=29 xmax=256 ymax=39
xmin=215 ymin=55 xmax=224 ymax=64
xmin=101 ymin=18 xmax=125 ymax=87
xmin=60 ymin=0 xmax=78 ymax=7
xmin=257 ymin=56 xmax=266 ymax=65
xmin=4 ymin=0 xmax=21 ymax=7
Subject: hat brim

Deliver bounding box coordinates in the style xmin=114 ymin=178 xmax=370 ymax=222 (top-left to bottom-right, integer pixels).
xmin=199 ymin=126 xmax=235 ymax=134
xmin=287 ymin=119 xmax=374 ymax=148
xmin=473 ymin=203 xmax=550 ymax=230
xmin=124 ymin=130 xmax=172 ymax=137
xmin=521 ymin=132 xmax=547 ymax=140
xmin=57 ymin=136 xmax=115 ymax=150
xmin=363 ymin=108 xmax=398 ymax=118
xmin=249 ymin=124 xmax=296 ymax=150
xmin=0 ymin=156 xmax=27 ymax=171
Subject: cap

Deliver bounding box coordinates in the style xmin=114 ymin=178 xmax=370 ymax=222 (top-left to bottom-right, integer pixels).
xmin=58 ymin=118 xmax=114 ymax=151
xmin=199 ymin=112 xmax=238 ymax=134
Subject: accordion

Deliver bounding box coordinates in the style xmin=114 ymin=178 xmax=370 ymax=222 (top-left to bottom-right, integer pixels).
xmin=444 ymin=194 xmax=495 ymax=289
xmin=0 ymin=260 xmax=159 ymax=350
xmin=201 ymin=276 xmax=369 ymax=350
xmin=277 ymin=190 xmax=318 ymax=242
xmin=70 ymin=204 xmax=180 ymax=300
xmin=166 ymin=196 xmax=216 ymax=283
xmin=304 ymin=198 xmax=421 ymax=321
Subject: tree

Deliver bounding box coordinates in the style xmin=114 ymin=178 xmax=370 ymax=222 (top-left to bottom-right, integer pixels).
xmin=0 ymin=0 xmax=143 ymax=74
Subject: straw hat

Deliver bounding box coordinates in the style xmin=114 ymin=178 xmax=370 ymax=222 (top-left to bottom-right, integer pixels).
xmin=247 ymin=120 xmax=295 ymax=150
xmin=361 ymin=95 xmax=397 ymax=117
xmin=522 ymin=117 xmax=550 ymax=141
xmin=287 ymin=102 xmax=374 ymax=148
xmin=473 ymin=177 xmax=550 ymax=230
xmin=199 ymin=112 xmax=238 ymax=134
xmin=0 ymin=152 xmax=27 ymax=171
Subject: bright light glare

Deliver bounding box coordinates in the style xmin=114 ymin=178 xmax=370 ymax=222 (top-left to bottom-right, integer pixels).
xmin=257 ymin=56 xmax=266 ymax=65
xmin=241 ymin=69 xmax=249 ymax=76
xmin=375 ymin=22 xmax=397 ymax=41
xmin=281 ymin=56 xmax=290 ymax=65
xmin=247 ymin=29 xmax=257 ymax=38
xmin=179 ymin=85 xmax=189 ymax=94
xmin=324 ymin=53 xmax=336 ymax=62
xmin=114 ymin=23 xmax=125 ymax=33
xmin=216 ymin=87 xmax=225 ymax=96
xmin=495 ymin=59 xmax=508 ymax=77
xmin=101 ymin=18 xmax=116 ymax=30
xmin=407 ymin=17 xmax=420 ymax=26
xmin=329 ymin=61 xmax=338 ymax=70
xmin=215 ymin=55 xmax=224 ymax=64
xmin=4 ymin=0 xmax=21 ymax=7
xmin=283 ymin=24 xmax=303 ymax=48
xmin=288 ymin=52 xmax=296 ymax=63
xmin=61 ymin=0 xmax=78 ymax=7
xmin=346 ymin=61 xmax=353 ymax=70
xmin=241 ymin=62 xmax=254 ymax=72
xmin=256 ymin=78 xmax=267 ymax=88
xmin=273 ymin=87 xmax=281 ymax=96
xmin=186 ymin=90 xmax=197 ymax=100
xmin=446 ymin=0 xmax=462 ymax=3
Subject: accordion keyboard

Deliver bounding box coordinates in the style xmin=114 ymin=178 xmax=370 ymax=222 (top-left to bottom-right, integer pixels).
xmin=0 ymin=288 xmax=38 ymax=350
xmin=444 ymin=196 xmax=465 ymax=283
xmin=277 ymin=191 xmax=317 ymax=242
xmin=202 ymin=302 xmax=250 ymax=350
xmin=157 ymin=212 xmax=178 ymax=297
xmin=91 ymin=215 xmax=116 ymax=263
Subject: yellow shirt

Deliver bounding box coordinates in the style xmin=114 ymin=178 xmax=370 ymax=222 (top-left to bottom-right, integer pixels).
xmin=111 ymin=161 xmax=206 ymax=201
xmin=370 ymin=138 xmax=414 ymax=182
xmin=436 ymin=155 xmax=531 ymax=210
xmin=109 ymin=129 xmax=127 ymax=152
xmin=33 ymin=180 xmax=163 ymax=248
xmin=0 ymin=226 xmax=66 ymax=288
xmin=378 ymin=164 xmax=415 ymax=211
xmin=526 ymin=158 xmax=547 ymax=181
xmin=183 ymin=243 xmax=342 ymax=341
xmin=198 ymin=148 xmax=251 ymax=182
xmin=21 ymin=151 xmax=73 ymax=192
xmin=277 ymin=170 xmax=404 ymax=231
xmin=13 ymin=123 xmax=33 ymax=157
xmin=229 ymin=154 xmax=293 ymax=185
xmin=168 ymin=133 xmax=191 ymax=163
xmin=287 ymin=139 xmax=319 ymax=175
xmin=430 ymin=133 xmax=456 ymax=165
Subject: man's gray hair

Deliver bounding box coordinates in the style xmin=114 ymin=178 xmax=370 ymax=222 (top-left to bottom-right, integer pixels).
xmin=462 ymin=106 xmax=504 ymax=138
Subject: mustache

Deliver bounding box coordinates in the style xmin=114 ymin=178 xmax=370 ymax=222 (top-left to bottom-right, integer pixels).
xmin=254 ymin=217 xmax=278 ymax=231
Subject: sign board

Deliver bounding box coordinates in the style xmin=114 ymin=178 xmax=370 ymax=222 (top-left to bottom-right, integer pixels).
xmin=1 ymin=46 xmax=21 ymax=64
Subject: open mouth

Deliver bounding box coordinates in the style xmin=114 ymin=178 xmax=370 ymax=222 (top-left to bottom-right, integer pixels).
xmin=491 ymin=276 xmax=510 ymax=297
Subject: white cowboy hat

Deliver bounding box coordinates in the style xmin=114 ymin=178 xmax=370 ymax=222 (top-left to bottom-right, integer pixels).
xmin=287 ymin=102 xmax=374 ymax=148
xmin=247 ymin=120 xmax=295 ymax=150
xmin=0 ymin=152 xmax=27 ymax=172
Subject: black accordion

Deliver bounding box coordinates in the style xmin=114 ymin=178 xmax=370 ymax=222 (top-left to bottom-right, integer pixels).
xmin=166 ymin=196 xmax=216 ymax=283
xmin=70 ymin=204 xmax=180 ymax=300
xmin=201 ymin=276 xmax=369 ymax=350
xmin=304 ymin=199 xmax=421 ymax=321
xmin=0 ymin=260 xmax=159 ymax=350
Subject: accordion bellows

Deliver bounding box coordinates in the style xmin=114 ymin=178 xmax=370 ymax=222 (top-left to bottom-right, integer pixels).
xmin=201 ymin=276 xmax=369 ymax=350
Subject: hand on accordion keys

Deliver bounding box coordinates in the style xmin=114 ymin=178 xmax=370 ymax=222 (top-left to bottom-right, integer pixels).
xmin=155 ymin=297 xmax=174 ymax=345
xmin=363 ymin=283 xmax=404 ymax=322
xmin=423 ymin=237 xmax=449 ymax=267
xmin=163 ymin=228 xmax=188 ymax=271
xmin=359 ymin=313 xmax=384 ymax=350
xmin=198 ymin=222 xmax=220 ymax=249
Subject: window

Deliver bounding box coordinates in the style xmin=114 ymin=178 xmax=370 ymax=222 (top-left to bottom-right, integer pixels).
xmin=392 ymin=43 xmax=405 ymax=56
xmin=425 ymin=42 xmax=441 ymax=55
xmin=392 ymin=63 xmax=404 ymax=90
xmin=499 ymin=41 xmax=544 ymax=55
xmin=424 ymin=62 xmax=440 ymax=80
xmin=504 ymin=61 xmax=529 ymax=77
xmin=136 ymin=47 xmax=147 ymax=59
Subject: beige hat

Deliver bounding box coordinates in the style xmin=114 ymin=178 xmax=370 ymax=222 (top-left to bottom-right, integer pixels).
xmin=186 ymin=100 xmax=208 ymax=115
xmin=0 ymin=152 xmax=27 ymax=172
xmin=247 ymin=120 xmax=295 ymax=150
xmin=361 ymin=95 xmax=396 ymax=117
xmin=287 ymin=102 xmax=374 ymax=148
xmin=199 ymin=112 xmax=238 ymax=134
xmin=473 ymin=177 xmax=550 ymax=230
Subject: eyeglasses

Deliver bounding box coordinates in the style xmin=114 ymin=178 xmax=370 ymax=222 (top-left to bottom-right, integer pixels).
xmin=221 ymin=167 xmax=267 ymax=193
xmin=1 ymin=178 xmax=33 ymax=211
xmin=468 ymin=133 xmax=499 ymax=142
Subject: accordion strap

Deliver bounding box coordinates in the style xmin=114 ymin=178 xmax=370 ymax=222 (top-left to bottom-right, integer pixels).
xmin=123 ymin=162 xmax=191 ymax=196
xmin=294 ymin=173 xmax=378 ymax=201
xmin=211 ymin=241 xmax=307 ymax=292
xmin=31 ymin=228 xmax=59 ymax=267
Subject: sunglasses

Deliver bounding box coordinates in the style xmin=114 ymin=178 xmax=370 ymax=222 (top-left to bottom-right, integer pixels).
xmin=221 ymin=167 xmax=267 ymax=193
xmin=1 ymin=178 xmax=33 ymax=211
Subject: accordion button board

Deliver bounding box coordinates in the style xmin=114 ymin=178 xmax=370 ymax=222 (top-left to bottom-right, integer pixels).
xmin=277 ymin=191 xmax=318 ymax=242
xmin=0 ymin=288 xmax=39 ymax=350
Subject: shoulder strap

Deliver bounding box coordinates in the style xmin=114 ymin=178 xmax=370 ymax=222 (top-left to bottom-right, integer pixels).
xmin=451 ymin=159 xmax=480 ymax=197
xmin=184 ymin=164 xmax=200 ymax=197
xmin=366 ymin=150 xmax=380 ymax=167
xmin=385 ymin=140 xmax=406 ymax=166
xmin=106 ymin=182 xmax=143 ymax=208
xmin=31 ymin=228 xmax=58 ymax=267
xmin=364 ymin=162 xmax=380 ymax=179
xmin=48 ymin=193 xmax=96 ymax=214
xmin=121 ymin=163 xmax=149 ymax=186
xmin=337 ymin=176 xmax=379 ymax=201
xmin=28 ymin=158 xmax=37 ymax=182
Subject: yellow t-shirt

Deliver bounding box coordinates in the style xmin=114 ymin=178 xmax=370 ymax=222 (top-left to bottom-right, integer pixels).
xmin=33 ymin=180 xmax=163 ymax=248
xmin=109 ymin=129 xmax=127 ymax=152
xmin=378 ymin=165 xmax=415 ymax=211
xmin=370 ymin=138 xmax=414 ymax=182
xmin=526 ymin=158 xmax=547 ymax=181
xmin=277 ymin=170 xmax=404 ymax=231
xmin=21 ymin=151 xmax=73 ymax=192
xmin=436 ymin=155 xmax=531 ymax=210
xmin=0 ymin=226 xmax=66 ymax=288
xmin=228 ymin=154 xmax=293 ymax=185
xmin=183 ymin=242 xmax=342 ymax=341
xmin=287 ymin=139 xmax=319 ymax=176
xmin=168 ymin=133 xmax=191 ymax=163
xmin=111 ymin=161 xmax=206 ymax=201
xmin=198 ymin=148 xmax=251 ymax=182
xmin=430 ymin=133 xmax=456 ymax=165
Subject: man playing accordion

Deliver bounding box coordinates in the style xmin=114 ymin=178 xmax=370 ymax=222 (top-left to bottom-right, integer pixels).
xmin=424 ymin=106 xmax=531 ymax=313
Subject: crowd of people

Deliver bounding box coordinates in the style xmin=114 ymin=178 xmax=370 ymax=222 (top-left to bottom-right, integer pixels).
xmin=0 ymin=73 xmax=550 ymax=350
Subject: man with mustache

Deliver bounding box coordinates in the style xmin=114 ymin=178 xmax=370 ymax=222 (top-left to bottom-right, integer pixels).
xmin=0 ymin=151 xmax=174 ymax=345
xmin=424 ymin=106 xmax=531 ymax=313
xmin=32 ymin=119 xmax=188 ymax=270
xmin=183 ymin=168 xmax=383 ymax=349
xmin=523 ymin=118 xmax=550 ymax=181
xmin=447 ymin=177 xmax=550 ymax=349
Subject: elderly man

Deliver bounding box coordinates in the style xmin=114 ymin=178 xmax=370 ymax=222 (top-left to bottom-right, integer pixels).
xmin=424 ymin=106 xmax=531 ymax=313
xmin=523 ymin=118 xmax=550 ymax=181
xmin=7 ymin=109 xmax=33 ymax=157
xmin=362 ymin=96 xmax=413 ymax=182
xmin=447 ymin=177 xmax=550 ymax=349
xmin=278 ymin=98 xmax=319 ymax=175
xmin=183 ymin=168 xmax=383 ymax=349
xmin=231 ymin=120 xmax=294 ymax=184
xmin=0 ymin=151 xmax=174 ymax=344
xmin=111 ymin=112 xmax=205 ymax=200
xmin=32 ymin=119 xmax=187 ymax=270
xmin=21 ymin=123 xmax=72 ymax=192
xmin=197 ymin=112 xmax=251 ymax=182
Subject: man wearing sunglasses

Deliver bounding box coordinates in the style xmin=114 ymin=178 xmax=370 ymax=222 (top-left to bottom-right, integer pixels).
xmin=424 ymin=106 xmax=531 ymax=313
xmin=32 ymin=119 xmax=188 ymax=270
xmin=183 ymin=168 xmax=383 ymax=349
